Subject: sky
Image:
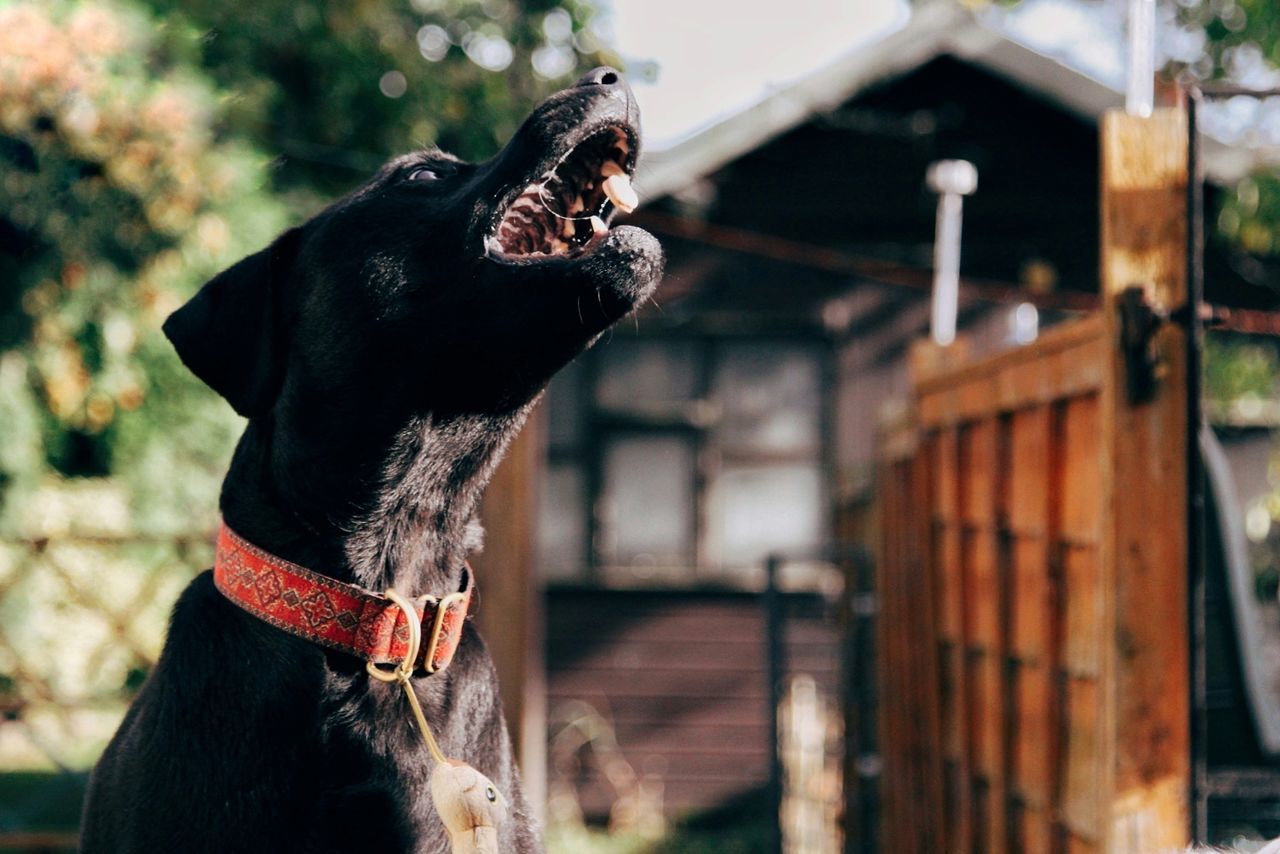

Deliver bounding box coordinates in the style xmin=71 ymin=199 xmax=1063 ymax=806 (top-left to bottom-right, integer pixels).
xmin=603 ymin=0 xmax=1280 ymax=157
xmin=607 ymin=0 xmax=910 ymax=150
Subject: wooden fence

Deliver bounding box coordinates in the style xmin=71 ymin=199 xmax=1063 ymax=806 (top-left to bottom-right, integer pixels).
xmin=875 ymin=109 xmax=1193 ymax=852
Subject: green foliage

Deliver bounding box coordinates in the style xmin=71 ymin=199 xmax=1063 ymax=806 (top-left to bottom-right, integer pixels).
xmin=947 ymin=0 xmax=1280 ymax=258
xmin=138 ymin=0 xmax=613 ymax=193
xmin=0 ymin=0 xmax=286 ymax=532
xmin=1172 ymin=0 xmax=1280 ymax=80
xmin=1218 ymin=171 xmax=1280 ymax=257
xmin=1204 ymin=334 xmax=1280 ymax=406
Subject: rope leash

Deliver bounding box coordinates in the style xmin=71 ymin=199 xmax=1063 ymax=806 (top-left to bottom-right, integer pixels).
xmin=366 ymin=589 xmax=449 ymax=764
xmin=367 ymin=589 xmax=507 ymax=854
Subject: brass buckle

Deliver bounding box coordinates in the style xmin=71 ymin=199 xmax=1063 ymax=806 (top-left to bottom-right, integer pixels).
xmin=366 ymin=588 xmax=421 ymax=684
xmin=422 ymin=591 xmax=468 ymax=674
xmin=363 ymin=588 xmax=450 ymax=765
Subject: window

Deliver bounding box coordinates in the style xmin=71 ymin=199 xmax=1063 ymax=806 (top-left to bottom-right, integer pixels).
xmin=538 ymin=335 xmax=829 ymax=585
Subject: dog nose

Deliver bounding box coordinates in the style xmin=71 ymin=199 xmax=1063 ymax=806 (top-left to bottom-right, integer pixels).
xmin=576 ymin=67 xmax=624 ymax=88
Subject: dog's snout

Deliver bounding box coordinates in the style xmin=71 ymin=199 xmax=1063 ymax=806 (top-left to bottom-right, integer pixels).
xmin=576 ymin=66 xmax=623 ymax=89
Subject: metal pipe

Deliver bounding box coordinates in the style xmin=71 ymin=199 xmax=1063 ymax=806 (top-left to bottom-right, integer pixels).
xmin=926 ymin=160 xmax=978 ymax=346
xmin=1186 ymin=86 xmax=1209 ymax=843
xmin=1127 ymin=0 xmax=1156 ymax=117
xmin=765 ymin=554 xmax=786 ymax=854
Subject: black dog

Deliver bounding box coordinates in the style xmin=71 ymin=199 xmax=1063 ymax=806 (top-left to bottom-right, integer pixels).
xmin=80 ymin=68 xmax=662 ymax=853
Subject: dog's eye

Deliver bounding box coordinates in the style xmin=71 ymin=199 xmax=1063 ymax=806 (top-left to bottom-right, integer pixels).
xmin=408 ymin=167 xmax=440 ymax=182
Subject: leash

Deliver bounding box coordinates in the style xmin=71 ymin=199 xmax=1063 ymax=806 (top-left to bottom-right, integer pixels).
xmin=369 ymin=589 xmax=508 ymax=854
xmin=366 ymin=589 xmax=450 ymax=764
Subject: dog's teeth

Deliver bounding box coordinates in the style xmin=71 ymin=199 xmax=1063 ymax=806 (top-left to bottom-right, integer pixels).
xmin=601 ymin=173 xmax=638 ymax=213
xmin=590 ymin=215 xmax=607 ymax=236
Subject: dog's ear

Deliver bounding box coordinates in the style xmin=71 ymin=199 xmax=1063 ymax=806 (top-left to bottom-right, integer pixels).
xmin=163 ymin=228 xmax=302 ymax=417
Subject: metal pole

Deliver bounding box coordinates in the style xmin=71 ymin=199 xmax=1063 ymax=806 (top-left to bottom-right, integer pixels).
xmin=847 ymin=548 xmax=879 ymax=853
xmin=765 ymin=554 xmax=786 ymax=854
xmin=1126 ymin=0 xmax=1156 ymax=117
xmin=926 ymin=160 xmax=978 ymax=346
xmin=1185 ymin=87 xmax=1209 ymax=843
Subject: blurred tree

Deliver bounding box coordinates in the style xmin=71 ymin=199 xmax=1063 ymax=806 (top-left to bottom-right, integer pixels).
xmin=1170 ymin=0 xmax=1280 ymax=79
xmin=139 ymin=0 xmax=614 ymax=194
xmin=0 ymin=0 xmax=609 ymax=534
xmin=0 ymin=1 xmax=289 ymax=532
xmin=1168 ymin=0 xmax=1280 ymax=258
xmin=951 ymin=0 xmax=1280 ymax=259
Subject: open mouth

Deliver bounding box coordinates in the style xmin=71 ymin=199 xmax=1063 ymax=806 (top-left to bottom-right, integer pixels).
xmin=485 ymin=125 xmax=638 ymax=261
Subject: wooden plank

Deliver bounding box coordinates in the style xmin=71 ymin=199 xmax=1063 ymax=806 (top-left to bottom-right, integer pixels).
xmin=1062 ymin=547 xmax=1102 ymax=678
xmin=474 ymin=404 xmax=546 ymax=808
xmin=958 ymin=415 xmax=1007 ymax=854
xmin=1005 ymin=406 xmax=1055 ymax=852
xmin=1019 ymin=804 xmax=1052 ymax=854
xmin=915 ymin=316 xmax=1106 ymax=427
xmin=878 ymin=454 xmax=915 ymax=850
xmin=1009 ymin=407 xmax=1052 ymax=662
xmin=1014 ymin=662 xmax=1054 ymax=807
xmin=913 ymin=440 xmax=948 ymax=851
xmin=898 ymin=457 xmax=922 ymax=853
xmin=1062 ymin=676 xmax=1103 ymax=839
xmin=1067 ymin=832 xmax=1100 ymax=854
xmin=935 ymin=429 xmax=963 ymax=643
xmin=914 ymin=314 xmax=1104 ymax=399
xmin=945 ymin=424 xmax=973 ymax=851
xmin=1059 ymin=395 xmax=1102 ymax=545
xmin=1099 ymin=108 xmax=1191 ymax=850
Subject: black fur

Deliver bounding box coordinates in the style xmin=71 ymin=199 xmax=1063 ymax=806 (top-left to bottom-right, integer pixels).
xmin=80 ymin=69 xmax=663 ymax=853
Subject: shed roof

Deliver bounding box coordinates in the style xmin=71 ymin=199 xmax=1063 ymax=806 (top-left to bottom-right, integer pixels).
xmin=635 ymin=1 xmax=1263 ymax=202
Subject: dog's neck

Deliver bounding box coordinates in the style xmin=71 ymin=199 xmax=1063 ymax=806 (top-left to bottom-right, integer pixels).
xmin=219 ymin=405 xmax=532 ymax=597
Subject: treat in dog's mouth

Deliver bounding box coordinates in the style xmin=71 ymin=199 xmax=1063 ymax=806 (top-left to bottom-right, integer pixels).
xmin=486 ymin=125 xmax=638 ymax=261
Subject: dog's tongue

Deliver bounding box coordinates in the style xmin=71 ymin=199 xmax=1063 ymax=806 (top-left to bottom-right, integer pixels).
xmin=600 ymin=162 xmax=638 ymax=213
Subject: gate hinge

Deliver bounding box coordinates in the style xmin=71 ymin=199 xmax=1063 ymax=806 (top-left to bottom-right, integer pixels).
xmin=1119 ymin=286 xmax=1223 ymax=405
xmin=1119 ymin=286 xmax=1167 ymax=405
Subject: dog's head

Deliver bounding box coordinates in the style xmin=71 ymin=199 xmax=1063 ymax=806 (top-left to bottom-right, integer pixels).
xmin=164 ymin=68 xmax=663 ymax=425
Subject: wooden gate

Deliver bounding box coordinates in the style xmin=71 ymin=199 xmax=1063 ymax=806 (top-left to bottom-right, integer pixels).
xmin=876 ymin=110 xmax=1193 ymax=852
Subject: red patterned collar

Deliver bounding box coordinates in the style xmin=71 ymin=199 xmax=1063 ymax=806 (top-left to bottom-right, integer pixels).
xmin=213 ymin=523 xmax=473 ymax=674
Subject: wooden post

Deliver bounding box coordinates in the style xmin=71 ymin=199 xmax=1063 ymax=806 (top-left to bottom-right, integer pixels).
xmin=472 ymin=404 xmax=547 ymax=816
xmin=1099 ymin=108 xmax=1191 ymax=851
